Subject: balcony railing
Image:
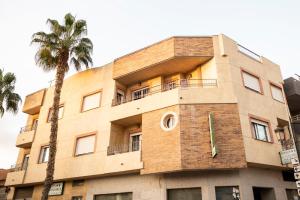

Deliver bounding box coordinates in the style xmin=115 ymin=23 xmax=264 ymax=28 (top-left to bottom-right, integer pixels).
xmin=19 ymin=123 xmax=37 ymax=134
xmin=107 ymin=141 xmax=141 ymax=156
xmin=292 ymin=114 xmax=300 ymax=122
xmin=112 ymin=79 xmax=217 ymax=106
xmin=10 ymin=163 xmax=28 ymax=172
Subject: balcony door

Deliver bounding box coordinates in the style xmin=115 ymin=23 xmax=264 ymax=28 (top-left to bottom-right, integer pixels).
xmin=132 ymin=87 xmax=149 ymax=100
xmin=129 ymin=133 xmax=141 ymax=152
xmin=22 ymin=154 xmax=29 ymax=170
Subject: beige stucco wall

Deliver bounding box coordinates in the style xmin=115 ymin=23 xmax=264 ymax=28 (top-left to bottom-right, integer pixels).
xmin=213 ymin=34 xmax=291 ymax=167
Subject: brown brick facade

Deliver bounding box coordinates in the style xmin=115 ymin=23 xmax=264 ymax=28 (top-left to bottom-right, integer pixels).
xmin=180 ymin=104 xmax=247 ymax=170
xmin=141 ymin=104 xmax=247 ymax=174
xmin=113 ymin=37 xmax=213 ymax=79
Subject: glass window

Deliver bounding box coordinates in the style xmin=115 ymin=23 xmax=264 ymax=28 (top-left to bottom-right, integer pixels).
xmin=22 ymin=154 xmax=30 ymax=170
xmin=38 ymin=146 xmax=49 ymax=163
xmin=95 ymin=192 xmax=132 ymax=200
xmin=116 ymin=90 xmax=125 ymax=104
xmin=215 ymin=186 xmax=240 ymax=200
xmin=132 ymin=87 xmax=149 ymax=100
xmin=251 ymin=119 xmax=270 ymax=142
xmin=160 ymin=112 xmax=178 ymax=131
xmin=82 ymin=92 xmax=101 ymax=112
xmin=271 ymin=84 xmax=284 ymax=102
xmin=75 ymin=135 xmax=96 ymax=156
xmin=47 ymin=106 xmax=64 ymax=122
xmin=167 ymin=188 xmax=202 ymax=200
xmin=242 ymin=71 xmax=262 ymax=93
xmin=286 ymin=189 xmax=300 ymax=200
xmin=130 ymin=134 xmax=141 ymax=152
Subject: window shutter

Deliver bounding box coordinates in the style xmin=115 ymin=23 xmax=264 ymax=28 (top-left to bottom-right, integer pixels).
xmin=271 ymin=85 xmax=284 ymax=102
xmin=75 ymin=135 xmax=96 ymax=155
xmin=243 ymin=72 xmax=261 ymax=92
xmin=82 ymin=92 xmax=101 ymax=111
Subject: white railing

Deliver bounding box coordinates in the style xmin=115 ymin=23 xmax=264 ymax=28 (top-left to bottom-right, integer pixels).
xmin=292 ymin=114 xmax=300 ymax=122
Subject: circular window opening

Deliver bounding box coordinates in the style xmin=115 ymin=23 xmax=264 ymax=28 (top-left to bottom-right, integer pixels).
xmin=160 ymin=112 xmax=178 ymax=131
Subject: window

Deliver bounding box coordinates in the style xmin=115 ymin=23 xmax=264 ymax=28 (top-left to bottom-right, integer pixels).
xmin=165 ymin=80 xmax=177 ymax=91
xmin=160 ymin=112 xmax=178 ymax=131
xmin=116 ymin=89 xmax=125 ymax=104
xmin=75 ymin=134 xmax=96 ymax=156
xmin=72 ymin=196 xmax=83 ymax=200
xmin=22 ymin=154 xmax=30 ymax=170
xmin=215 ymin=186 xmax=240 ymax=200
xmin=38 ymin=146 xmax=49 ymax=163
xmin=72 ymin=180 xmax=84 ymax=187
xmin=130 ymin=133 xmax=141 ymax=152
xmin=270 ymin=84 xmax=284 ymax=102
xmin=95 ymin=192 xmax=132 ymax=200
xmin=132 ymin=87 xmax=149 ymax=100
xmin=47 ymin=105 xmax=64 ymax=122
xmin=82 ymin=92 xmax=101 ymax=112
xmin=286 ymin=189 xmax=300 ymax=200
xmin=167 ymin=188 xmax=202 ymax=200
xmin=242 ymin=71 xmax=262 ymax=93
xmin=250 ymin=118 xmax=271 ymax=142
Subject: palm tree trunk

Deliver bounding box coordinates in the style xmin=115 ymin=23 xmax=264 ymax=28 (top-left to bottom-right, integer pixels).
xmin=41 ymin=65 xmax=65 ymax=200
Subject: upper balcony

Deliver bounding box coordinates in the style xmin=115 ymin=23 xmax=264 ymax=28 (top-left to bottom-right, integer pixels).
xmin=113 ymin=37 xmax=214 ymax=85
xmin=16 ymin=123 xmax=37 ymax=148
xmin=22 ymin=89 xmax=46 ymax=114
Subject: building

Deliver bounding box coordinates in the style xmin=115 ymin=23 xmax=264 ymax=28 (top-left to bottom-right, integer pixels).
xmin=0 ymin=169 xmax=9 ymax=200
xmin=284 ymin=76 xmax=300 ymax=157
xmin=4 ymin=34 xmax=299 ymax=200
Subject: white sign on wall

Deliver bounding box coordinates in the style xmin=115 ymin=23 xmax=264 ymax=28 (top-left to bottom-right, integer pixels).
xmin=280 ymin=149 xmax=298 ymax=164
xmin=48 ymin=182 xmax=64 ymax=196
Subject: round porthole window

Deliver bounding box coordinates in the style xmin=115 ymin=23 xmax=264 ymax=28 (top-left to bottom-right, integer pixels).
xmin=160 ymin=112 xmax=178 ymax=131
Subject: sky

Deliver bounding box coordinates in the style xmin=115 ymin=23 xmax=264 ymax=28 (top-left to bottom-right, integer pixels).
xmin=0 ymin=0 xmax=300 ymax=169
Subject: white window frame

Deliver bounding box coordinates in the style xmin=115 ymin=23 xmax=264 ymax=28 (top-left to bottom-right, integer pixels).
xmin=242 ymin=71 xmax=262 ymax=93
xmin=75 ymin=134 xmax=96 ymax=156
xmin=250 ymin=118 xmax=271 ymax=142
xmin=132 ymin=87 xmax=149 ymax=100
xmin=129 ymin=132 xmax=142 ymax=152
xmin=47 ymin=105 xmax=64 ymax=122
xmin=38 ymin=145 xmax=49 ymax=163
xmin=81 ymin=92 xmax=101 ymax=112
xmin=270 ymin=84 xmax=284 ymax=103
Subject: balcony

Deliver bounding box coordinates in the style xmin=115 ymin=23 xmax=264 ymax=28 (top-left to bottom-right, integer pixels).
xmin=284 ymin=77 xmax=300 ymax=115
xmin=113 ymin=37 xmax=214 ymax=85
xmin=5 ymin=164 xmax=27 ymax=186
xmin=104 ymin=117 xmax=143 ymax=174
xmin=112 ymin=79 xmax=217 ymax=106
xmin=292 ymin=114 xmax=300 ymax=122
xmin=16 ymin=124 xmax=37 ymax=148
xmin=22 ymin=89 xmax=46 ymax=114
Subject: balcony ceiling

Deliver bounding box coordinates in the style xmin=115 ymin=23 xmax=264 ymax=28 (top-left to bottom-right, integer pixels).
xmin=116 ymin=56 xmax=212 ymax=85
xmin=112 ymin=114 xmax=142 ymax=126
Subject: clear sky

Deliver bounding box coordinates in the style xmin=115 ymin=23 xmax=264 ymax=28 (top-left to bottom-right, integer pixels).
xmin=0 ymin=0 xmax=299 ymax=168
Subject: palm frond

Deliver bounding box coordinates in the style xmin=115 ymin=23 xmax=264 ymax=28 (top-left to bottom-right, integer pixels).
xmin=46 ymin=19 xmax=65 ymax=36
xmin=72 ymin=20 xmax=87 ymax=38
xmin=35 ymin=48 xmax=57 ymax=71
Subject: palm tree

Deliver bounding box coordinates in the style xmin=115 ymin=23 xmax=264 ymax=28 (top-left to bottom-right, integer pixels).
xmin=31 ymin=13 xmax=93 ymax=200
xmin=0 ymin=69 xmax=21 ymax=117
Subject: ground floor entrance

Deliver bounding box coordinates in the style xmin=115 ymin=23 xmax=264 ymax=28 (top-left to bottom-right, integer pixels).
xmin=8 ymin=168 xmax=299 ymax=200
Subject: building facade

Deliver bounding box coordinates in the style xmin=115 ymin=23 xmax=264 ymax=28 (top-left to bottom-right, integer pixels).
xmin=5 ymin=34 xmax=299 ymax=200
xmin=0 ymin=169 xmax=9 ymax=200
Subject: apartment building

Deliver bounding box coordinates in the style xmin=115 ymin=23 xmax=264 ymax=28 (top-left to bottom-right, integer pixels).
xmin=0 ymin=169 xmax=9 ymax=200
xmin=4 ymin=34 xmax=299 ymax=200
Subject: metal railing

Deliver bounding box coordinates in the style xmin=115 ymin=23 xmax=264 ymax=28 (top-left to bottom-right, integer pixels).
xmin=19 ymin=123 xmax=37 ymax=134
xmin=107 ymin=141 xmax=141 ymax=156
xmin=112 ymin=79 xmax=217 ymax=106
xmin=10 ymin=162 xmax=28 ymax=172
xmin=292 ymin=114 xmax=300 ymax=122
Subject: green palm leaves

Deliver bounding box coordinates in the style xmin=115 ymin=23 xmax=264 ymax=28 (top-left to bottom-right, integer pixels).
xmin=31 ymin=13 xmax=93 ymax=72
xmin=0 ymin=69 xmax=21 ymax=117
